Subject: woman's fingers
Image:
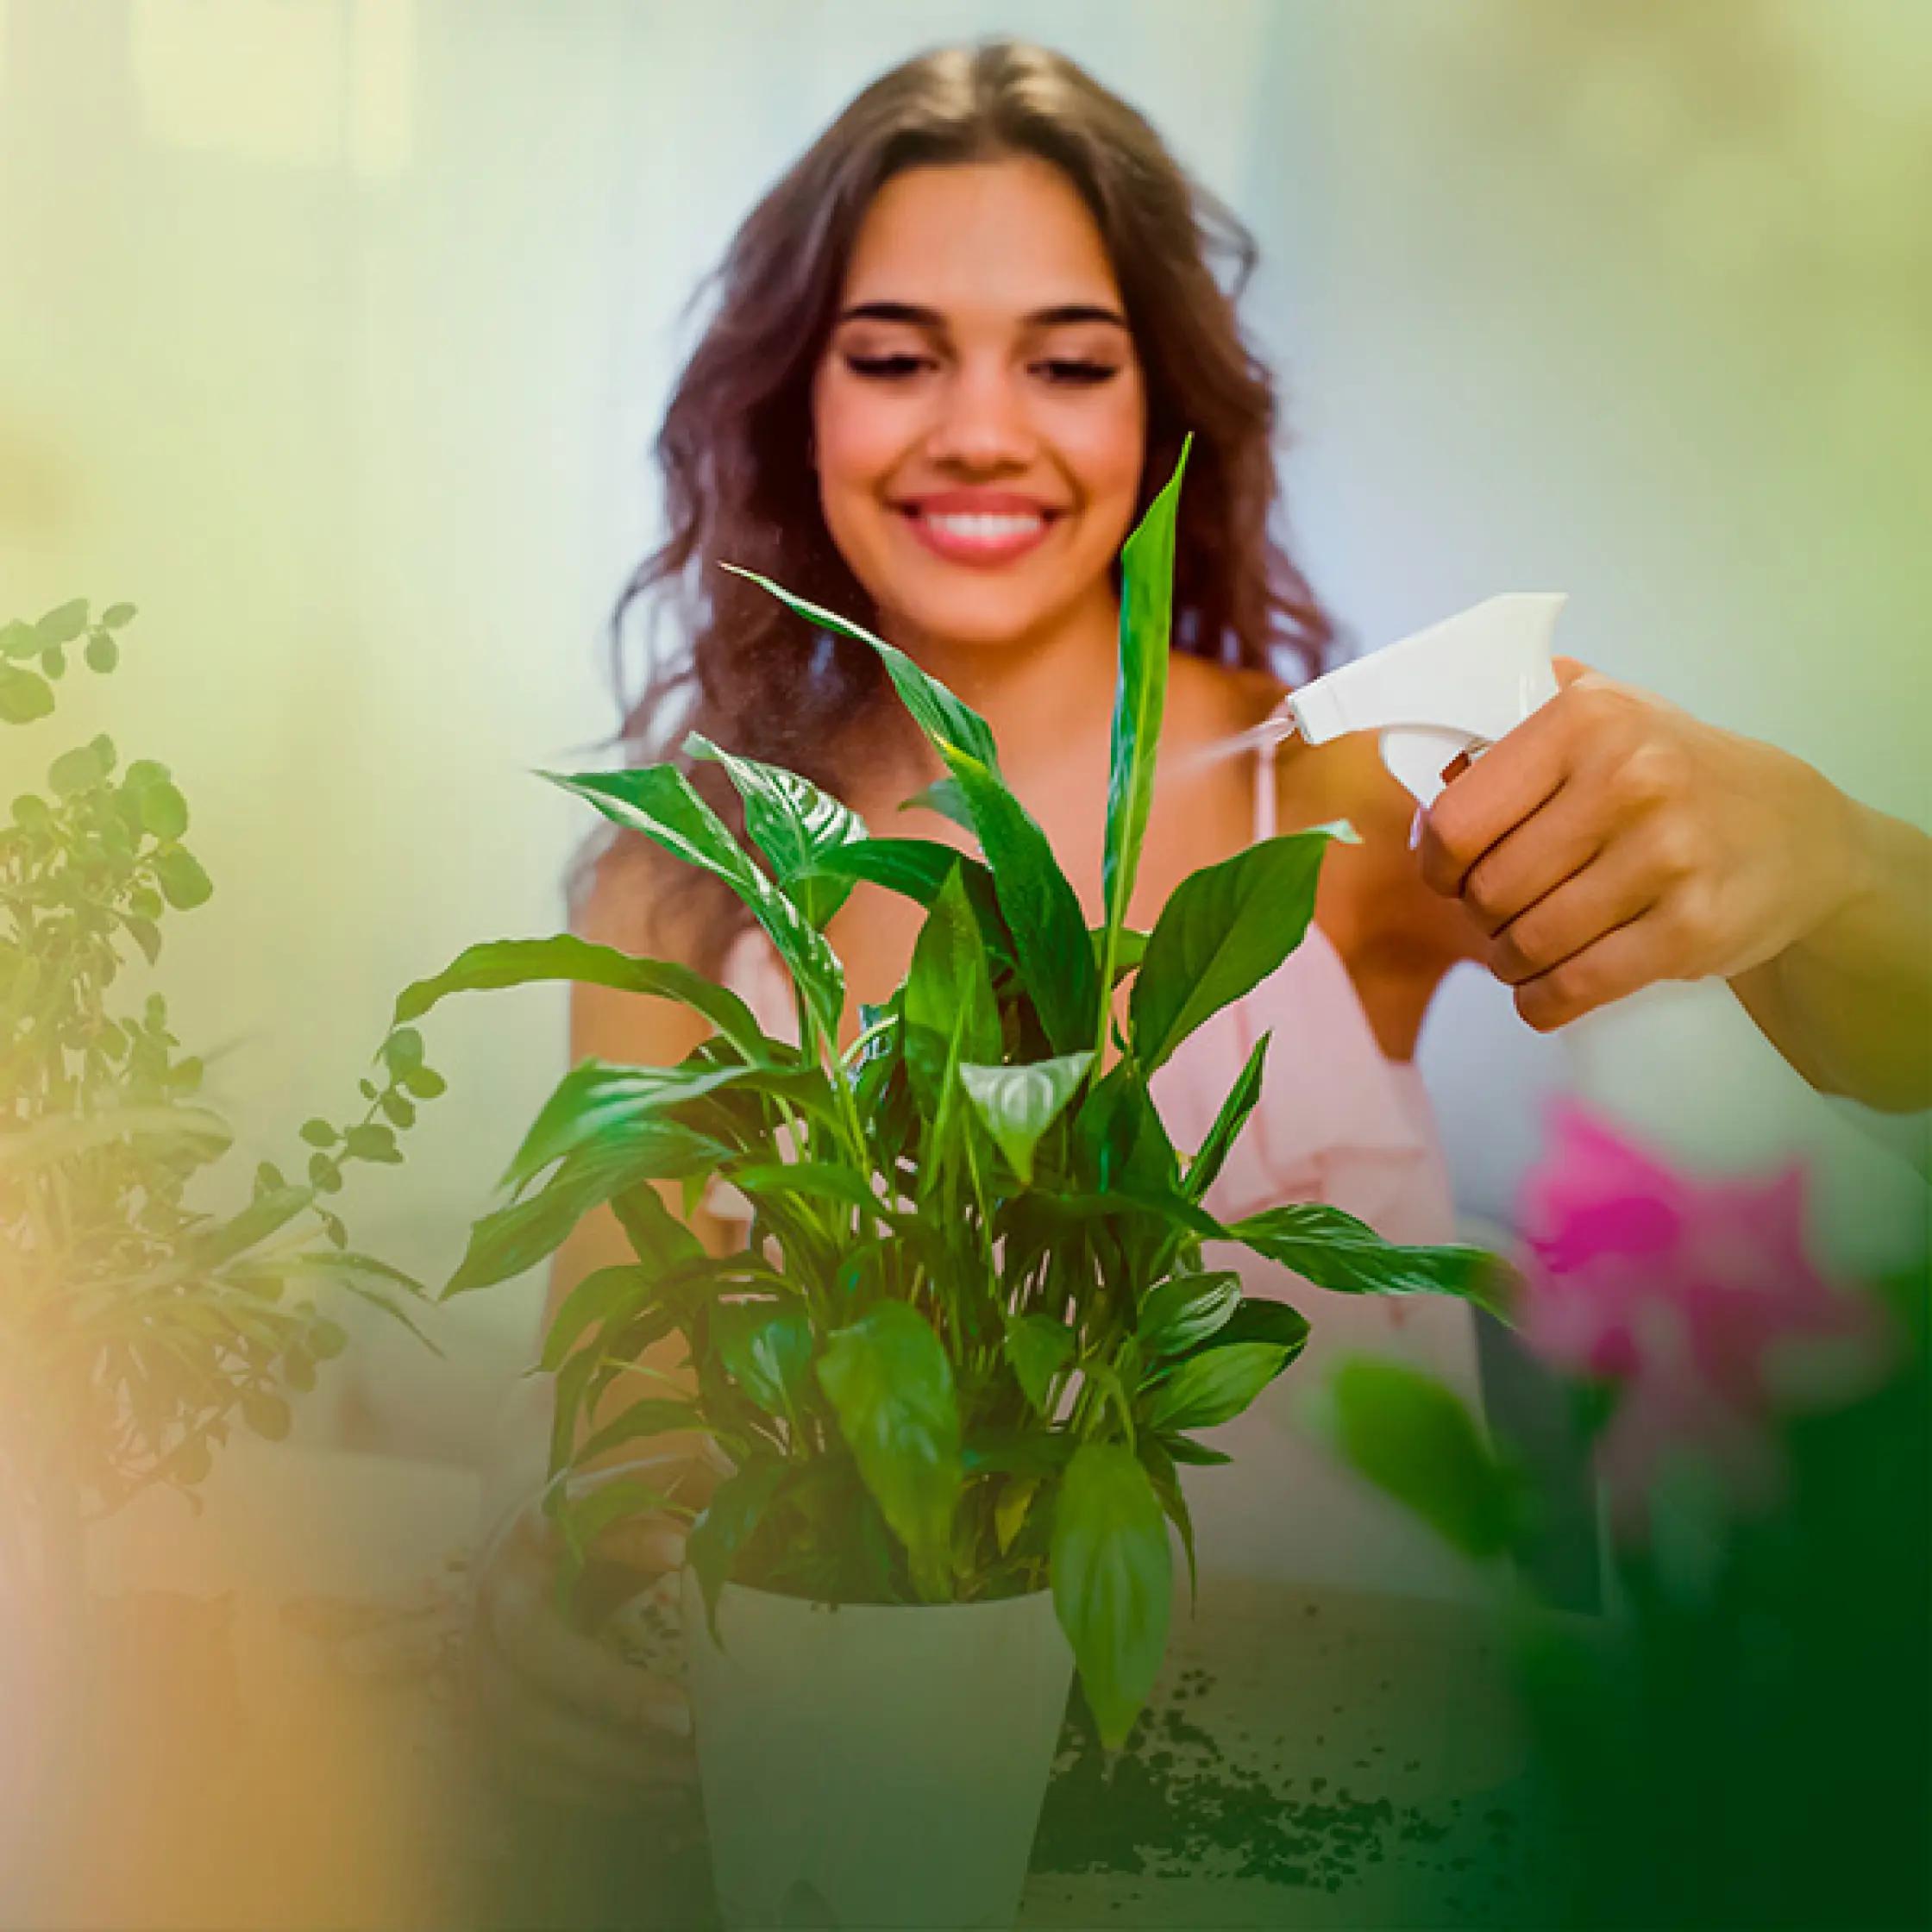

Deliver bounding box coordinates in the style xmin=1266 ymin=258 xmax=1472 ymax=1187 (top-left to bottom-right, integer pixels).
xmin=1486 ymin=835 xmax=1668 ymax=986
xmin=1510 ymin=906 xmax=1680 ymax=1032
xmin=1451 ymin=777 xmax=1609 ymax=938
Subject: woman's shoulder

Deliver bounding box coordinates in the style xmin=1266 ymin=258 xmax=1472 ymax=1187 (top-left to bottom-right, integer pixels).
xmin=570 ymin=845 xmax=720 ymax=1063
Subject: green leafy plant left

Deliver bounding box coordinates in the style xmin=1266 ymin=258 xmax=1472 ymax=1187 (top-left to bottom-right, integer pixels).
xmin=0 ymin=599 xmax=439 ymax=1592
xmin=409 ymin=448 xmax=1508 ymax=1747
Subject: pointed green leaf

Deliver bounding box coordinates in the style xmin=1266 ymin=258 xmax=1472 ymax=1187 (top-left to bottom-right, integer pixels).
xmin=1051 ymin=1441 xmax=1172 ymax=1749
xmin=1227 ymin=1201 xmax=1509 ymax=1314
xmin=958 ymin=1051 xmax=1093 ymax=1183
xmin=1004 ymin=1314 xmax=1076 ymax=1414
xmin=1135 ymin=1270 xmax=1242 ymax=1357
xmin=1098 ymin=442 xmax=1189 ymax=1039
xmin=155 ymin=848 xmax=214 ymax=911
xmin=502 ymin=1057 xmax=754 ymax=1195
xmin=1143 ymin=1339 xmax=1295 ymax=1433
xmin=545 ymin=765 xmax=844 ymax=1041
xmin=724 ymin=567 xmax=1000 ymax=771
xmin=714 ymin=1297 xmax=815 ymax=1418
xmin=35 ymin=599 xmax=88 ymax=646
xmin=446 ymin=1124 xmax=726 ymax=1295
xmin=1184 ymin=1032 xmax=1270 ymax=1205
xmin=903 ymin=864 xmax=1000 ymax=1111
xmin=1132 ymin=826 xmax=1351 ymax=1071
xmin=392 ymin=935 xmax=774 ymax=1061
xmin=817 ymin=1302 xmax=961 ymax=1599
xmin=687 ymin=1458 xmax=787 ymax=1635
xmin=687 ymin=732 xmax=867 ymax=928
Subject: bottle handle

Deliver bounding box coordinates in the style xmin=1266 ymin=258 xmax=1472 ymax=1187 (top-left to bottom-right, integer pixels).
xmin=1379 ymin=725 xmax=1484 ymax=809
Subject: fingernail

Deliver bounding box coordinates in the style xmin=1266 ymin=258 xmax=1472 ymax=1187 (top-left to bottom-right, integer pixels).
xmin=1408 ymin=807 xmax=1424 ymax=851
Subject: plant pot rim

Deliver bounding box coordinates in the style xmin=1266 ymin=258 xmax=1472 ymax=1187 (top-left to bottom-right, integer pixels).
xmin=687 ymin=1571 xmax=1056 ymax=1620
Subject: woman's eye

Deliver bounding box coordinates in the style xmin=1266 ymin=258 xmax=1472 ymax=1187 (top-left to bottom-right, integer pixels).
xmin=844 ymin=352 xmax=929 ymax=380
xmin=1035 ymin=359 xmax=1120 ymax=387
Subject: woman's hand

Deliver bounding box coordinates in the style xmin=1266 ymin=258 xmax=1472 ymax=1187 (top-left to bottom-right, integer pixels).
xmin=470 ymin=1496 xmax=697 ymax=1815
xmin=1415 ymin=660 xmax=1867 ymax=1032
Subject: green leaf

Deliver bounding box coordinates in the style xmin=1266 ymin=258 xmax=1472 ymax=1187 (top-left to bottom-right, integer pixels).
xmin=300 ymin=1119 xmax=339 ymax=1148
xmin=1226 ymin=1201 xmax=1509 ymax=1314
xmin=575 ymin=1396 xmax=707 ymax=1469
xmin=1159 ymin=1433 xmax=1233 ymax=1467
xmin=1051 ymin=1441 xmax=1172 ymax=1749
xmin=726 ymin=566 xmax=1093 ymax=1051
xmin=1318 ymin=1356 xmax=1523 ymax=1560
xmin=0 ymin=666 xmax=54 ymax=724
xmin=85 ymin=631 xmax=119 ymax=674
xmin=1131 ymin=827 xmax=1349 ymax=1072
xmin=1076 ymin=1062 xmax=1180 ymax=1197
xmin=1143 ymin=1340 xmax=1295 ymax=1433
xmin=944 ymin=745 xmax=1098 ymax=1057
xmin=730 ymin=1161 xmax=909 ymax=1228
xmin=307 ymin=1317 xmax=348 ymax=1360
xmin=1135 ymin=1270 xmax=1242 ymax=1357
xmin=40 ymin=646 xmax=65 ymax=680
xmin=544 ymin=765 xmax=844 ymax=1043
xmin=724 ymin=567 xmax=1001 ymax=771
xmin=343 ymin=1121 xmax=402 ymax=1164
xmin=1206 ymin=1296 xmax=1313 ymax=1358
xmin=392 ymin=934 xmax=775 ymax=1062
xmin=121 ymin=915 xmax=161 ymax=965
xmin=714 ymin=1297 xmax=815 ymax=1417
xmin=539 ymin=1264 xmax=656 ymax=1372
xmin=903 ymin=864 xmax=1000 ymax=1112
xmin=1004 ymin=1314 xmax=1076 ymax=1414
xmin=193 ymin=1185 xmax=314 ymax=1270
xmin=381 ymin=1026 xmax=425 ymax=1072
xmin=1098 ymin=443 xmax=1189 ymax=1041
xmin=1184 ymin=1032 xmax=1270 ymax=1206
xmin=807 ymin=838 xmax=1013 ymax=964
xmin=897 ymin=775 xmax=975 ymax=832
xmin=610 ymin=1182 xmax=708 ymax=1275
xmin=242 ymin=1390 xmax=292 ymax=1440
xmin=501 ymin=1057 xmax=756 ymax=1195
xmin=401 ymin=1064 xmax=448 ymax=1100
xmin=687 ymin=732 xmax=867 ymax=928
xmin=816 ymin=1302 xmax=961 ymax=1599
xmin=133 ymin=778 xmax=189 ymax=840
xmin=687 ymin=1458 xmax=787 ymax=1634
xmin=102 ymin=602 xmax=136 ymax=628
xmin=48 ymin=743 xmax=105 ymax=795
xmin=957 ymin=1052 xmax=1093 ymax=1183
xmin=35 ymin=599 xmax=88 ymax=646
xmin=155 ymin=848 xmax=214 ymax=910
xmin=445 ymin=1123 xmax=726 ymax=1295
xmin=1 ymin=620 xmax=42 ymax=660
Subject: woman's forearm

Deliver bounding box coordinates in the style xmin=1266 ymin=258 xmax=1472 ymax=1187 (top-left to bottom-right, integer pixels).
xmin=1728 ymin=797 xmax=1932 ymax=1113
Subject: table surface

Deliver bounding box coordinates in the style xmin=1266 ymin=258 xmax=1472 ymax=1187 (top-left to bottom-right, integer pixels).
xmin=17 ymin=1445 xmax=1569 ymax=1931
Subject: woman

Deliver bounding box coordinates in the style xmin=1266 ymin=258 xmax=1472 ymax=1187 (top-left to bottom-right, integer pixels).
xmin=472 ymin=40 xmax=1932 ymax=1811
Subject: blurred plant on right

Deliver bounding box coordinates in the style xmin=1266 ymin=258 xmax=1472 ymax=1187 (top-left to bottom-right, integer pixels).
xmin=1320 ymin=1101 xmax=1929 ymax=1932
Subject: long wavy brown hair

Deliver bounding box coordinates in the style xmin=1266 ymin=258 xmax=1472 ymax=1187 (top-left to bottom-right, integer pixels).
xmin=586 ymin=38 xmax=1336 ymax=969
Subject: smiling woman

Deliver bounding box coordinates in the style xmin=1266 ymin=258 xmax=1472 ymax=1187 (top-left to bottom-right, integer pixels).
xmin=593 ymin=39 xmax=1333 ymax=976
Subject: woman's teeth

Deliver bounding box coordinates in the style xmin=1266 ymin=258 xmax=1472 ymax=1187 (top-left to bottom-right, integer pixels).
xmin=923 ymin=512 xmax=1044 ymax=541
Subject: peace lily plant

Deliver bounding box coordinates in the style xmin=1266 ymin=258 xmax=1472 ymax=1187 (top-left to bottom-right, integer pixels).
xmin=413 ymin=450 xmax=1502 ymax=1747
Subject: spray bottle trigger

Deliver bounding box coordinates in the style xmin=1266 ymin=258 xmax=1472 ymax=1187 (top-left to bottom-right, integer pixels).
xmin=1378 ymin=725 xmax=1483 ymax=810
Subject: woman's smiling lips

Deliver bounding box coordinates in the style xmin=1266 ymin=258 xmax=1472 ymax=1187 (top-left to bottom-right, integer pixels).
xmin=894 ymin=489 xmax=1063 ymax=567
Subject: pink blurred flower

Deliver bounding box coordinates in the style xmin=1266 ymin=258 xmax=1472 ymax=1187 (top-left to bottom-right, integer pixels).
xmin=1515 ymin=1101 xmax=1894 ymax=1532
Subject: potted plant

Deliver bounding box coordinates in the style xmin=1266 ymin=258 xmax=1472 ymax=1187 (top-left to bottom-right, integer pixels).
xmin=0 ymin=597 xmax=441 ymax=1873
xmin=413 ymin=455 xmax=1503 ymax=1929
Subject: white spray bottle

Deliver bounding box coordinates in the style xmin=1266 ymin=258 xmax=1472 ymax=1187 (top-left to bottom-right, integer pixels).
xmin=1253 ymin=593 xmax=1569 ymax=809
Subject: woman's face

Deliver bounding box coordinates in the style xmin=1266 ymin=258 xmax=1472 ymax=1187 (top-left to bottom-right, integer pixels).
xmin=811 ymin=154 xmax=1148 ymax=659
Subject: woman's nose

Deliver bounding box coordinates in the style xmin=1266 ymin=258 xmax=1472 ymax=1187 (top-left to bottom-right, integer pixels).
xmin=926 ymin=363 xmax=1034 ymax=471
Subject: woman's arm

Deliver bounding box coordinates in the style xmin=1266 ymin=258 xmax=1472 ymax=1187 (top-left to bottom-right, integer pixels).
xmin=1416 ymin=660 xmax=1932 ymax=1113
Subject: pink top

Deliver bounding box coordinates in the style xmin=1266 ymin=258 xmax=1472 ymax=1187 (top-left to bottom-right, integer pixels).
xmin=715 ymin=736 xmax=1486 ymax=1592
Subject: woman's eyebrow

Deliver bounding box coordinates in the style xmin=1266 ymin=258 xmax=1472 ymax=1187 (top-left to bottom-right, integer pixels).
xmin=836 ymin=300 xmax=1130 ymax=331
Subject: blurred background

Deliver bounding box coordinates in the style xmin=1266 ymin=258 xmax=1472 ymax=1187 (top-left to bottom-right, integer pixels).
xmin=3 ymin=0 xmax=1927 ymax=1477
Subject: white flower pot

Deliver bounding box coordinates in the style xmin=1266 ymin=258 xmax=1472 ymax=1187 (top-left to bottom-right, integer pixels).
xmin=682 ymin=1572 xmax=1074 ymax=1931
